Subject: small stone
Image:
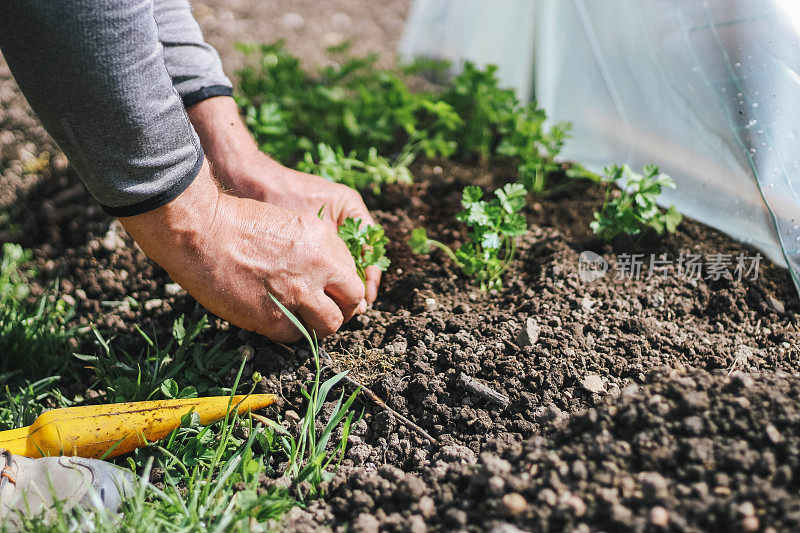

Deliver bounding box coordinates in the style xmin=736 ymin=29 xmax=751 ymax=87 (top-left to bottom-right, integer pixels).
xmin=684 ymin=416 xmax=704 ymax=435
xmin=538 ymin=488 xmax=557 ymax=507
xmin=650 ymin=506 xmax=669 ymax=527
xmin=768 ymin=295 xmax=785 ymax=313
xmin=353 ymin=513 xmax=379 ymax=533
xmin=732 ymin=346 xmax=754 ymax=369
xmin=489 ymin=524 xmax=528 ymax=533
xmin=488 ymin=475 xmax=505 ymax=495
xmin=534 ymin=403 xmax=564 ymax=423
xmin=144 ymin=299 xmax=163 ymax=311
xmin=238 ymin=345 xmax=254 ymax=362
xmin=516 ymin=317 xmax=541 ymax=348
xmin=443 ymin=508 xmax=467 ymax=527
xmin=580 ymin=374 xmax=605 ymax=394
xmin=738 ymin=502 xmax=756 ymax=517
xmin=611 ymin=504 xmax=633 ymax=525
xmin=766 ymin=423 xmax=783 ymax=444
xmin=742 ymin=515 xmax=760 ymax=532
xmin=641 ymin=472 xmax=669 ymax=500
xmin=417 ymin=496 xmax=435 ymax=518
xmin=75 ymin=289 xmax=87 ymax=300
xmin=389 ymin=338 xmax=408 ymax=355
xmin=285 ymin=410 xmax=300 ymax=423
xmin=501 ymin=493 xmax=527 ymax=516
xmin=61 ymin=294 xmax=76 ymax=307
xmin=425 ymin=298 xmax=437 ymax=312
xmin=564 ymin=495 xmax=586 ymax=517
xmin=322 ymin=32 xmax=345 ymax=48
xmin=164 ymin=283 xmax=183 ymax=296
xmin=100 ymin=222 xmax=125 ymax=252
xmin=280 ymin=12 xmax=305 ymax=29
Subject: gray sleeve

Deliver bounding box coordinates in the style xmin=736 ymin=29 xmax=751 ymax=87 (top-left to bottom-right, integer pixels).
xmin=0 ymin=0 xmax=204 ymax=216
xmin=153 ymin=0 xmax=234 ymax=107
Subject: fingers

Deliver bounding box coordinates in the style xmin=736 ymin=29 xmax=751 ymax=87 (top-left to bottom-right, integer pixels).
xmin=364 ymin=265 xmax=381 ymax=304
xmin=295 ymin=291 xmax=345 ymax=339
xmin=322 ymin=232 xmax=366 ymax=319
xmin=337 ymin=188 xmax=382 ymax=305
xmin=338 ymin=188 xmax=376 ymax=227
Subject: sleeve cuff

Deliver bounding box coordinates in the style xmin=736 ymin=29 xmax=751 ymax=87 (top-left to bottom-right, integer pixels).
xmin=100 ymin=146 xmax=205 ymax=217
xmin=181 ymin=84 xmax=234 ymax=108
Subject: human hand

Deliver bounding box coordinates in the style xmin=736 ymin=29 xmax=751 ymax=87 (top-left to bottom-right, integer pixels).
xmin=119 ymin=160 xmax=365 ymax=342
xmin=187 ymin=96 xmax=382 ymax=304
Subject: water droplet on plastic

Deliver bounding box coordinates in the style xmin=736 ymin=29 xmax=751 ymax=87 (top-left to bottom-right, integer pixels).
xmin=735 ymin=62 xmax=742 ymax=68
xmin=750 ymin=148 xmax=757 ymax=154
xmin=737 ymin=92 xmax=743 ymax=98
xmin=752 ymin=102 xmax=759 ymax=108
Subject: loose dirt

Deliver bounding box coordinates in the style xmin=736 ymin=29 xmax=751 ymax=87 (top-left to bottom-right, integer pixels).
xmin=3 ymin=2 xmax=800 ymax=531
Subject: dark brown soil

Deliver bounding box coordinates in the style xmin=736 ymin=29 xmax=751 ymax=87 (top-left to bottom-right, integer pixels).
xmin=4 ymin=146 xmax=799 ymax=531
xmin=4 ymin=4 xmax=800 ymax=529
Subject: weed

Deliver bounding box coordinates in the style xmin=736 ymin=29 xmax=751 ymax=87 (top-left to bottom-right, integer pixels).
xmin=591 ymin=164 xmax=682 ymax=240
xmin=12 ymin=297 xmax=360 ymax=530
xmin=337 ymin=217 xmax=390 ymax=283
xmin=77 ymin=314 xmax=241 ymax=403
xmin=409 ymin=183 xmax=527 ymax=290
xmin=258 ymin=295 xmax=360 ymax=498
xmin=0 ymin=240 xmax=363 ymax=529
xmin=0 ymin=243 xmax=76 ymax=380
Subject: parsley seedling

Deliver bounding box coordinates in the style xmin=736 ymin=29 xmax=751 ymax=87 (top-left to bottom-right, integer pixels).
xmin=299 ymin=144 xmax=412 ymax=194
xmin=238 ymin=44 xmax=568 ymax=194
xmin=409 ymin=183 xmax=527 ymax=291
xmin=338 ymin=217 xmax=391 ymax=282
xmin=591 ymin=164 xmax=682 ymax=240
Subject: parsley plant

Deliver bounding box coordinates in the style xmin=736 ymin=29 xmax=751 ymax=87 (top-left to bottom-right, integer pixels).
xmin=338 ymin=217 xmax=391 ymax=282
xmin=409 ymin=183 xmax=527 ymax=290
xmin=591 ymin=164 xmax=682 ymax=240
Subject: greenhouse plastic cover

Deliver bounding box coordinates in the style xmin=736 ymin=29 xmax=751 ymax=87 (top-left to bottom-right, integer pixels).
xmin=400 ymin=0 xmax=800 ymax=292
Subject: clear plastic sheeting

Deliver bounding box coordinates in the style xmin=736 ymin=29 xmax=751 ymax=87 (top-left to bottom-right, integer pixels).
xmin=400 ymin=0 xmax=800 ymax=292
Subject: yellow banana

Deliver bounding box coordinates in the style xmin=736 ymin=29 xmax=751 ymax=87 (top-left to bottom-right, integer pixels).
xmin=0 ymin=394 xmax=277 ymax=458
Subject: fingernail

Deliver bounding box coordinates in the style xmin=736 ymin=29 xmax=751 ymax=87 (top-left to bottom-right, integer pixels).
xmin=357 ymin=299 xmax=367 ymax=313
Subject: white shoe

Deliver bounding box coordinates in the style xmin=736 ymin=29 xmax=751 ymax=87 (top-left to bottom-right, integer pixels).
xmin=0 ymin=450 xmax=133 ymax=530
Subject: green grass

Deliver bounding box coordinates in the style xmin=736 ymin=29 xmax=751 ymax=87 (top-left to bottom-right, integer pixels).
xmin=0 ymin=244 xmax=359 ymax=531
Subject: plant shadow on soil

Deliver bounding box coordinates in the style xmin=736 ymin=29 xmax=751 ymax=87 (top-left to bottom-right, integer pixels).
xmin=5 ymin=158 xmax=800 ymax=532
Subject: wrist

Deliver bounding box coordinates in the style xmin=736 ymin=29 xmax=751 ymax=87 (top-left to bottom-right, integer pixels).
xmin=119 ymin=159 xmax=224 ymax=259
xmin=186 ymin=95 xmax=268 ymax=184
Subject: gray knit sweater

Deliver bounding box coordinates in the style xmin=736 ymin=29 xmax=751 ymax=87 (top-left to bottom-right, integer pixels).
xmin=0 ymin=0 xmax=233 ymax=216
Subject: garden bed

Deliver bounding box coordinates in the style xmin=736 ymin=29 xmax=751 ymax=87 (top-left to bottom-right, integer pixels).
xmin=4 ymin=148 xmax=800 ymax=531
